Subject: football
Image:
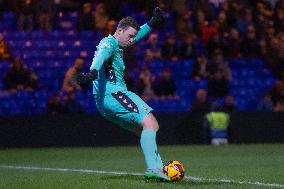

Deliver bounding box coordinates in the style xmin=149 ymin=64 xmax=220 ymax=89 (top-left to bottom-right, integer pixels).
xmin=163 ymin=160 xmax=185 ymax=182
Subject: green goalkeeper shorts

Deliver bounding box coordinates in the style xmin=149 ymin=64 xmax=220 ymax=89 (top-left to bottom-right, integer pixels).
xmin=94 ymin=90 xmax=153 ymax=129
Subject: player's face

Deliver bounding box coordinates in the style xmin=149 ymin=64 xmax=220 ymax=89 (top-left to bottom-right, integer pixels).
xmin=118 ymin=27 xmax=138 ymax=48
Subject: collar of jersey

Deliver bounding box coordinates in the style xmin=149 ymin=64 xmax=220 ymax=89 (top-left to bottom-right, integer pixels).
xmin=109 ymin=35 xmax=123 ymax=50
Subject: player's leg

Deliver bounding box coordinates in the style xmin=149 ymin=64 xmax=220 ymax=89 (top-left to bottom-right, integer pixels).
xmin=139 ymin=113 xmax=163 ymax=169
xmin=139 ymin=113 xmax=169 ymax=181
xmin=99 ymin=91 xmax=169 ymax=181
xmin=122 ymin=112 xmax=167 ymax=181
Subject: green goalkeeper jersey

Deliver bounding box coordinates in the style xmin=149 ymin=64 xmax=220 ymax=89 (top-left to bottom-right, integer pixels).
xmin=90 ymin=23 xmax=151 ymax=96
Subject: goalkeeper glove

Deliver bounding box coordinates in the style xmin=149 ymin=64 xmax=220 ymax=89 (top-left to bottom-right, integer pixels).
xmin=147 ymin=7 xmax=167 ymax=28
xmin=77 ymin=69 xmax=98 ymax=85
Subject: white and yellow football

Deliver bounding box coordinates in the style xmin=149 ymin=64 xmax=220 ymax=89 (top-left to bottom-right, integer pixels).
xmin=163 ymin=160 xmax=185 ymax=182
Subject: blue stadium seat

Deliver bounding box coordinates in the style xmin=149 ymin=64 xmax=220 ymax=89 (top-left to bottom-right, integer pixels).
xmin=78 ymin=31 xmax=98 ymax=40
xmin=15 ymin=91 xmax=32 ymax=99
xmin=29 ymin=31 xmax=46 ymax=39
xmin=3 ymin=11 xmax=16 ymax=20
xmin=9 ymin=31 xmax=27 ymax=40
xmin=33 ymin=40 xmax=57 ymax=49
xmin=131 ymin=12 xmax=148 ymax=23
xmin=248 ymin=58 xmax=264 ymax=67
xmin=229 ymin=59 xmax=246 ymax=69
xmin=264 ymin=78 xmax=276 ymax=87
xmin=197 ymin=80 xmax=208 ymax=88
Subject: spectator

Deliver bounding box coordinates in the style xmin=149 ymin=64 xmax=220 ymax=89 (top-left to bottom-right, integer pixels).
xmin=270 ymin=80 xmax=284 ymax=105
xmin=256 ymin=1 xmax=273 ymax=18
xmin=226 ymin=28 xmax=242 ymax=58
xmin=154 ymin=67 xmax=179 ymax=100
xmin=142 ymin=51 xmax=156 ymax=68
xmin=191 ymin=88 xmax=211 ymax=114
xmin=209 ymin=52 xmax=232 ymax=80
xmin=0 ymin=33 xmax=13 ymax=61
xmin=216 ymin=10 xmax=230 ymax=38
xmin=227 ymin=0 xmax=243 ymax=28
xmin=194 ymin=8 xmax=218 ymax=44
xmin=104 ymin=20 xmax=117 ymax=36
xmin=259 ymin=22 xmax=284 ymax=77
xmin=264 ymin=20 xmax=276 ymax=40
xmin=273 ymin=31 xmax=284 ymax=70
xmin=259 ymin=32 xmax=284 ymax=78
xmin=175 ymin=10 xmax=194 ymax=39
xmin=63 ymin=90 xmax=84 ymax=114
xmin=77 ymin=3 xmax=95 ymax=31
xmin=35 ymin=0 xmax=54 ymax=31
xmin=4 ymin=57 xmax=38 ymax=92
xmin=144 ymin=33 xmax=161 ymax=61
xmin=161 ymin=33 xmax=179 ymax=61
xmin=274 ymin=98 xmax=284 ymax=112
xmin=192 ymin=0 xmax=215 ymax=22
xmin=255 ymin=1 xmax=273 ymax=35
xmin=240 ymin=25 xmax=260 ymax=58
xmin=136 ymin=67 xmax=156 ymax=101
xmin=273 ymin=5 xmax=284 ymax=32
xmin=93 ymin=2 xmax=109 ymax=32
xmin=194 ymin=9 xmax=213 ymax=42
xmin=16 ymin=0 xmax=35 ymax=32
xmin=221 ymin=95 xmax=237 ymax=113
xmin=236 ymin=8 xmax=254 ymax=35
xmin=172 ymin=0 xmax=188 ymax=15
xmin=47 ymin=92 xmax=68 ymax=115
xmin=191 ymin=55 xmax=209 ymax=81
xmin=179 ymin=34 xmax=197 ymax=59
xmin=207 ymin=72 xmax=229 ymax=98
xmin=205 ymin=105 xmax=230 ymax=145
xmin=62 ymin=58 xmax=84 ymax=93
xmin=259 ymin=37 xmax=281 ymax=77
xmin=257 ymin=93 xmax=274 ymax=111
xmin=207 ymin=32 xmax=226 ymax=58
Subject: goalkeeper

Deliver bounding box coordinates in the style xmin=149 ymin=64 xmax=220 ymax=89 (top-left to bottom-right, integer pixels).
xmin=77 ymin=7 xmax=169 ymax=181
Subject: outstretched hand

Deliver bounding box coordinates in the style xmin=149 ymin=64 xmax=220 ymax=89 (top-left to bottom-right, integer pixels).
xmin=147 ymin=7 xmax=167 ymax=28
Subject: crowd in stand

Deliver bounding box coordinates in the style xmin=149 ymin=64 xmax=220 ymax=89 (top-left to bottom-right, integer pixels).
xmin=0 ymin=0 xmax=284 ymax=113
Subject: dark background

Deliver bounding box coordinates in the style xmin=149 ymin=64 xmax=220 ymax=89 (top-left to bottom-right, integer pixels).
xmin=1 ymin=112 xmax=283 ymax=148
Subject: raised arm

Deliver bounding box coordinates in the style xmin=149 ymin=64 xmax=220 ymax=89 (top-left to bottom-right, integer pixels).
xmin=133 ymin=7 xmax=166 ymax=44
xmin=133 ymin=24 xmax=151 ymax=44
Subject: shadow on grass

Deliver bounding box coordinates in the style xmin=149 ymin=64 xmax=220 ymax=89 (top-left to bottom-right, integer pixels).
xmin=101 ymin=175 xmax=232 ymax=187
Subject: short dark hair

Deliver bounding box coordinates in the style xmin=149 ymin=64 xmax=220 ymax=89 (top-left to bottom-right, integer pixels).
xmin=117 ymin=16 xmax=139 ymax=31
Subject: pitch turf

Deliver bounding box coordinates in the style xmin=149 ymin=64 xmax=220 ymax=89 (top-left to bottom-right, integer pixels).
xmin=0 ymin=144 xmax=283 ymax=189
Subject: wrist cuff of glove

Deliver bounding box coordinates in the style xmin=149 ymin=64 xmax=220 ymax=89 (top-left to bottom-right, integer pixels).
xmin=147 ymin=18 xmax=158 ymax=28
xmin=89 ymin=69 xmax=98 ymax=80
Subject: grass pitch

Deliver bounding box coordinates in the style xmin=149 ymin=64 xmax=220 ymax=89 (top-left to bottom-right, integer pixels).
xmin=0 ymin=144 xmax=283 ymax=189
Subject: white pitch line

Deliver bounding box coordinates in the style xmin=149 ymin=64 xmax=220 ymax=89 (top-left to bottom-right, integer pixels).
xmin=0 ymin=165 xmax=284 ymax=188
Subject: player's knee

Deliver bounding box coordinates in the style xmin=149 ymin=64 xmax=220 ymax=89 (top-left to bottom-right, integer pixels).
xmin=143 ymin=122 xmax=159 ymax=131
xmin=140 ymin=113 xmax=159 ymax=131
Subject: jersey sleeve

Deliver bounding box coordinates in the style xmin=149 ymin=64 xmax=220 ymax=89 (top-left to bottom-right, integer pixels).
xmin=132 ymin=23 xmax=152 ymax=44
xmin=90 ymin=39 xmax=115 ymax=71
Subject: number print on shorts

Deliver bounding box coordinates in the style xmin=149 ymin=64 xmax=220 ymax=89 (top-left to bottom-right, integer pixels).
xmin=111 ymin=91 xmax=139 ymax=113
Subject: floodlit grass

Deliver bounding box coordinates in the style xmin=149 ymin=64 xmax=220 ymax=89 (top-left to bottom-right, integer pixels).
xmin=0 ymin=144 xmax=283 ymax=189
